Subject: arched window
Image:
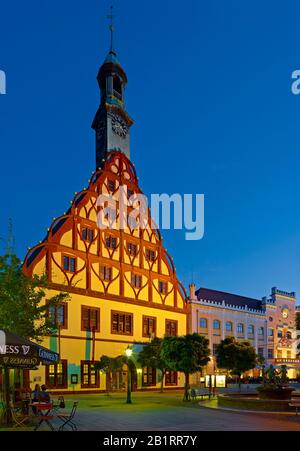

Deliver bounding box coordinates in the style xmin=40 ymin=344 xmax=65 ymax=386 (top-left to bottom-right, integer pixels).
xmin=199 ymin=318 xmax=207 ymax=329
xmin=248 ymin=324 xmax=254 ymax=335
xmin=225 ymin=322 xmax=232 ymax=332
xmin=113 ymin=76 xmax=122 ymax=100
xmin=286 ymin=331 xmax=292 ymax=339
xmin=213 ymin=320 xmax=221 ymax=330
xmin=237 ymin=323 xmax=244 ymax=334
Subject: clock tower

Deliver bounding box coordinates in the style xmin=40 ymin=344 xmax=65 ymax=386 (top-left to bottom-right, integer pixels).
xmin=92 ymin=29 xmax=133 ymax=169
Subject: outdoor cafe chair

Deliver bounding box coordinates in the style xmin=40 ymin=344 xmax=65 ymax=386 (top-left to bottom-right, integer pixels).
xmin=57 ymin=401 xmax=78 ymax=431
xmin=9 ymin=401 xmax=31 ymax=428
xmin=32 ymin=402 xmax=56 ymax=431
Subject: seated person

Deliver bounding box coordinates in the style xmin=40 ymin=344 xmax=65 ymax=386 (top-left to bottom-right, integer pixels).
xmin=39 ymin=384 xmax=51 ymax=403
xmin=32 ymin=384 xmax=41 ymax=402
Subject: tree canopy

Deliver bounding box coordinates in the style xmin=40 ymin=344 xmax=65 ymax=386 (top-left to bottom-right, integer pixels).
xmin=160 ymin=334 xmax=210 ymax=400
xmin=0 ymin=253 xmax=69 ymax=340
xmin=137 ymin=337 xmax=168 ymax=392
xmin=216 ymin=337 xmax=257 ymax=382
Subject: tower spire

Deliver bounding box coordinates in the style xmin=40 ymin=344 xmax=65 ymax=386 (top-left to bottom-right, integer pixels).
xmin=107 ymin=5 xmax=115 ymax=53
xmin=92 ymin=7 xmax=133 ymax=168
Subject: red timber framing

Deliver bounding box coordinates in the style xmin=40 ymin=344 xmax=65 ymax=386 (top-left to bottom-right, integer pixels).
xmin=23 ymin=151 xmax=188 ymax=314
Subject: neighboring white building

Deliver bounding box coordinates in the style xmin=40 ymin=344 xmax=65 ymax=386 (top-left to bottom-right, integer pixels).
xmin=188 ymin=284 xmax=298 ymax=379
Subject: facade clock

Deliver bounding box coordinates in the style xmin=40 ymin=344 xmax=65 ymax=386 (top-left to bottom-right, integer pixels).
xmin=109 ymin=112 xmax=128 ymax=138
xmin=281 ymin=307 xmax=289 ymax=319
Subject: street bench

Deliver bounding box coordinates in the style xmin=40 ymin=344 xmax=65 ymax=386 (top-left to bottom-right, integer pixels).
xmin=189 ymin=388 xmax=213 ymax=401
xmin=289 ymin=402 xmax=300 ymax=415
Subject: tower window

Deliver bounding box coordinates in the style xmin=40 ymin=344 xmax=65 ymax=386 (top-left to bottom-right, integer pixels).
xmin=113 ymin=76 xmax=122 ymax=100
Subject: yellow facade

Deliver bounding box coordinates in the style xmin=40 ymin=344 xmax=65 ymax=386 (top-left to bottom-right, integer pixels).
xmin=23 ymin=151 xmax=188 ymax=393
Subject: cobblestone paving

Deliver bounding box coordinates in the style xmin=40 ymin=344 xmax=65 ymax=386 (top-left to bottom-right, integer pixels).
xmin=64 ymin=400 xmax=300 ymax=431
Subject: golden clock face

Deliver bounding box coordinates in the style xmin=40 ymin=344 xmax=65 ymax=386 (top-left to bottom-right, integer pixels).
xmin=282 ymin=308 xmax=289 ymax=319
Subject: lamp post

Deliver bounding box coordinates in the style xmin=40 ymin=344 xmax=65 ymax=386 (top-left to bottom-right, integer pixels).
xmin=125 ymin=347 xmax=133 ymax=404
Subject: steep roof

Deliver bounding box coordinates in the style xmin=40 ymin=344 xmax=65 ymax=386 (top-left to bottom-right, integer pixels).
xmin=196 ymin=287 xmax=263 ymax=311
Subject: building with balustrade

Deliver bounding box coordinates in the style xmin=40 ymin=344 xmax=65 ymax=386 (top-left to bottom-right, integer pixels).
xmin=188 ymin=285 xmax=298 ymax=379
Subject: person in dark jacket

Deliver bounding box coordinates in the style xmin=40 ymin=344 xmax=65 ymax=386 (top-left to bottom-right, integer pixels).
xmin=39 ymin=384 xmax=51 ymax=403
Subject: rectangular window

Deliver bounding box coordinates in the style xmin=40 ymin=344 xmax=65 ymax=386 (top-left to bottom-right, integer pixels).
xmin=258 ymin=327 xmax=264 ymax=336
xmin=199 ymin=318 xmax=207 ymax=329
xmin=48 ymin=303 xmax=68 ymax=329
xmin=277 ymin=349 xmax=282 ymax=358
xmin=111 ymin=311 xmax=133 ymax=336
xmin=268 ymin=349 xmax=274 ymax=359
xmin=100 ymin=266 xmax=112 ymax=281
xmin=158 ymin=281 xmax=168 ymax=295
xmin=81 ymin=306 xmax=100 ymax=332
xmin=81 ymin=361 xmax=99 ymax=388
xmin=278 ymin=330 xmax=283 ymax=338
xmin=127 ymin=242 xmax=138 ymax=256
xmin=165 ymin=320 xmax=178 ymax=337
xmin=287 ymin=350 xmax=291 ymax=359
xmin=105 ymin=235 xmax=117 ymax=250
xmin=46 ymin=360 xmax=68 ymax=389
xmin=142 ymin=368 xmax=156 ymax=386
xmin=145 ymin=249 xmax=156 ymax=262
xmin=268 ymin=328 xmax=274 ymax=337
xmin=165 ymin=371 xmax=177 ymax=386
xmin=143 ymin=316 xmax=156 ymax=338
xmin=131 ymin=273 xmax=142 ymax=288
xmin=108 ymin=179 xmax=116 ymax=192
xmin=63 ymin=255 xmax=76 ymax=273
xmin=82 ymin=228 xmax=94 ymax=242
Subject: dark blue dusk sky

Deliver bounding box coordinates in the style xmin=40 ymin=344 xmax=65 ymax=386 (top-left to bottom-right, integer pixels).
xmin=0 ymin=0 xmax=299 ymax=301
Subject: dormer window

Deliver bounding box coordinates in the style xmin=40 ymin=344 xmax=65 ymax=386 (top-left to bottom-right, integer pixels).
xmin=113 ymin=76 xmax=122 ymax=100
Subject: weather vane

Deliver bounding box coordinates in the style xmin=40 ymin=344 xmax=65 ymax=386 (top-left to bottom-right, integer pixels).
xmin=107 ymin=5 xmax=116 ymax=52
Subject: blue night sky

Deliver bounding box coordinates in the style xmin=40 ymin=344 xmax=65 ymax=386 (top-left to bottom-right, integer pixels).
xmin=0 ymin=0 xmax=299 ymax=301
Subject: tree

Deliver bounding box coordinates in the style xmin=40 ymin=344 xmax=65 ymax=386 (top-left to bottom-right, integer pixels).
xmin=160 ymin=334 xmax=210 ymax=401
xmin=0 ymin=253 xmax=69 ymax=424
xmin=216 ymin=337 xmax=257 ymax=389
xmin=95 ymin=355 xmax=124 ymax=394
xmin=137 ymin=338 xmax=168 ymax=392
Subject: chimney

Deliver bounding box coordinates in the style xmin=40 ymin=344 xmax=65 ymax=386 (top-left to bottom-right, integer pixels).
xmin=189 ymin=283 xmax=197 ymax=302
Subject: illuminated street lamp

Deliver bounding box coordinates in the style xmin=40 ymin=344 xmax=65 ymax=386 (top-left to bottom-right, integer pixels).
xmin=125 ymin=347 xmax=133 ymax=404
